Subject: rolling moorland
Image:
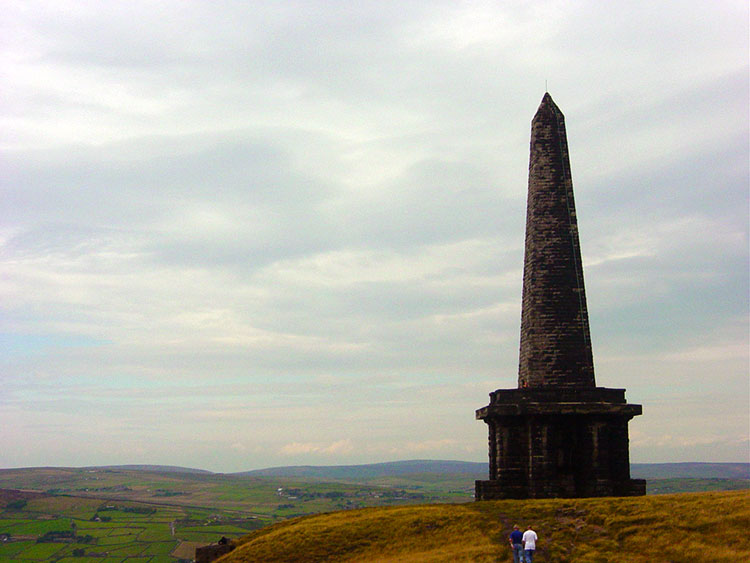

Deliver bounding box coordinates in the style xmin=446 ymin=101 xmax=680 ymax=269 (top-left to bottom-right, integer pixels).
xmin=0 ymin=462 xmax=747 ymax=562
xmin=222 ymin=490 xmax=750 ymax=562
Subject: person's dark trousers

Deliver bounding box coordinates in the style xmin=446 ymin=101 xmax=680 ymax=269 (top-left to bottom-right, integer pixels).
xmin=512 ymin=544 xmax=523 ymax=563
xmin=524 ymin=549 xmax=535 ymax=562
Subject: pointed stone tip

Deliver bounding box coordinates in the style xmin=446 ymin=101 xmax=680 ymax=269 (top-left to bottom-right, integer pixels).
xmin=538 ymin=92 xmax=556 ymax=108
xmin=535 ymin=92 xmax=562 ymax=119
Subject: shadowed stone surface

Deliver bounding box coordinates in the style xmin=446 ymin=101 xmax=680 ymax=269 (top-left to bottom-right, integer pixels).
xmin=476 ymin=94 xmax=644 ymax=500
xmin=519 ymin=92 xmax=593 ymax=388
xmin=195 ymin=542 xmax=234 ymax=563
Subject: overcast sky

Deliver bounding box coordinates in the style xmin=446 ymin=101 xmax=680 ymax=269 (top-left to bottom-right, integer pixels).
xmin=1 ymin=1 xmax=748 ymax=473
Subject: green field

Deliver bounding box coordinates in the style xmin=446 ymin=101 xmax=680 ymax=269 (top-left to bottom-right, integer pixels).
xmin=0 ymin=476 xmax=273 ymax=562
xmin=0 ymin=467 xmax=465 ymax=562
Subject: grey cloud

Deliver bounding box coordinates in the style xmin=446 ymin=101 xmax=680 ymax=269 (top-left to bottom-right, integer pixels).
xmin=1 ymin=1 xmax=747 ymax=470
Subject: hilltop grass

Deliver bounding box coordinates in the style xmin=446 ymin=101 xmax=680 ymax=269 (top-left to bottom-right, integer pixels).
xmin=221 ymin=490 xmax=750 ymax=563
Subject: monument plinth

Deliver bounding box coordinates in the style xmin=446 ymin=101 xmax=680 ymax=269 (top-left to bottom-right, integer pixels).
xmin=476 ymin=94 xmax=645 ymax=499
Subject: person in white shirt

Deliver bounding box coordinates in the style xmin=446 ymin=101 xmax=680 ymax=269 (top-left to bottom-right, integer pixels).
xmin=522 ymin=525 xmax=538 ymax=562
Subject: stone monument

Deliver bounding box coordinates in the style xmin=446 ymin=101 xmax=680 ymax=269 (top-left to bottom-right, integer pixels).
xmin=475 ymin=93 xmax=645 ymax=499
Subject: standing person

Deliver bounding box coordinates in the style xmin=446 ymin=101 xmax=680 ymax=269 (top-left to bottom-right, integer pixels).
xmin=522 ymin=525 xmax=538 ymax=562
xmin=508 ymin=524 xmax=524 ymax=563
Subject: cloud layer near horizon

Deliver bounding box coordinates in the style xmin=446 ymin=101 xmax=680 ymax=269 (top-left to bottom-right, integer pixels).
xmin=1 ymin=1 xmax=748 ymax=471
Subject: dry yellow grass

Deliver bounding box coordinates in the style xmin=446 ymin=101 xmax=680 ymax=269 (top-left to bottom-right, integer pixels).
xmin=219 ymin=490 xmax=750 ymax=562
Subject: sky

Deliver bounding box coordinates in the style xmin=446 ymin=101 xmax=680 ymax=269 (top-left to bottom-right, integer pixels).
xmin=1 ymin=1 xmax=748 ymax=473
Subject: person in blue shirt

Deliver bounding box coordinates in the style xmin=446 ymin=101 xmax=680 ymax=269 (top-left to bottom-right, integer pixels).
xmin=508 ymin=524 xmax=524 ymax=563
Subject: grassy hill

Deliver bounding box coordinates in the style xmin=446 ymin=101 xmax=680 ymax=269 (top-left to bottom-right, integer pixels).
xmin=220 ymin=490 xmax=750 ymax=563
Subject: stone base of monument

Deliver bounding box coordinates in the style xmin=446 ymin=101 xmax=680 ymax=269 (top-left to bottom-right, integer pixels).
xmin=475 ymin=387 xmax=645 ymax=500
xmin=475 ymin=477 xmax=646 ymax=500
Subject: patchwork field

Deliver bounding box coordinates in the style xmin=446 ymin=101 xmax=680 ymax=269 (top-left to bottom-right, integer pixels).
xmin=0 ymin=478 xmax=270 ymax=562
xmin=0 ymin=466 xmax=467 ymax=562
xmin=0 ymin=500 xmax=259 ymax=561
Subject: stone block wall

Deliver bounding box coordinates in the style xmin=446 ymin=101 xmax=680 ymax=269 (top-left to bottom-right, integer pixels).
xmin=518 ymin=93 xmax=594 ymax=388
xmin=477 ymin=405 xmax=644 ymax=499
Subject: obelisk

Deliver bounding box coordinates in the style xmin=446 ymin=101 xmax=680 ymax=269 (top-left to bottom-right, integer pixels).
xmin=519 ymin=92 xmax=594 ymax=389
xmin=475 ymin=94 xmax=645 ymax=499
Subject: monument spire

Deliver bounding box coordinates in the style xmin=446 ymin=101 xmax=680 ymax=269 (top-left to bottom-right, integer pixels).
xmin=474 ymin=94 xmax=644 ymax=500
xmin=519 ymin=93 xmax=594 ymax=388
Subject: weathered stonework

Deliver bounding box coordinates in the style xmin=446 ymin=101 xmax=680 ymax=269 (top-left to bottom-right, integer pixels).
xmin=476 ymin=94 xmax=645 ymax=500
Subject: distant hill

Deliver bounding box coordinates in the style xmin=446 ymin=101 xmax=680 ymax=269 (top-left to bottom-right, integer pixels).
xmin=84 ymin=464 xmax=212 ymax=474
xmin=236 ymin=460 xmax=749 ymax=481
xmin=233 ymin=460 xmax=486 ymax=479
xmin=6 ymin=460 xmax=747 ymax=482
xmin=631 ymin=462 xmax=750 ymax=480
xmin=221 ymin=490 xmax=750 ymax=562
